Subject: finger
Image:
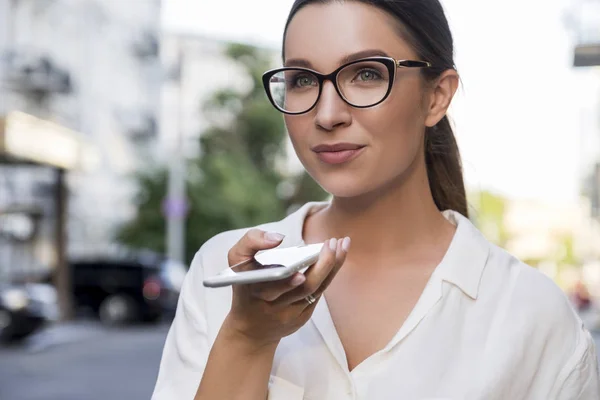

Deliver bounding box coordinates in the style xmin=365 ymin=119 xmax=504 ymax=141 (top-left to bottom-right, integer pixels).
xmin=227 ymin=229 xmax=285 ymax=266
xmin=290 ymin=237 xmax=350 ymax=305
xmin=249 ymin=273 xmax=307 ymax=302
xmin=275 ymin=237 xmax=349 ymax=306
xmin=305 ymin=238 xmax=339 ymax=282
xmin=249 ymin=239 xmax=336 ymax=303
xmin=312 ymin=237 xmax=350 ymax=295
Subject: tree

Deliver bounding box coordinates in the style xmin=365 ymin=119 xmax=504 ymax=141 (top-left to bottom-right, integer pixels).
xmin=116 ymin=43 xmax=327 ymax=265
xmin=468 ymin=190 xmax=509 ymax=247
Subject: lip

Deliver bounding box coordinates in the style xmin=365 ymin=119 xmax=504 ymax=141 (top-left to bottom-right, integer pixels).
xmin=311 ymin=143 xmax=366 ymax=165
xmin=312 ymin=143 xmax=365 ymax=153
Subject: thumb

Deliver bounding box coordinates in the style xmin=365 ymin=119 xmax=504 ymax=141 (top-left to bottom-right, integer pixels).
xmin=227 ymin=229 xmax=285 ymax=266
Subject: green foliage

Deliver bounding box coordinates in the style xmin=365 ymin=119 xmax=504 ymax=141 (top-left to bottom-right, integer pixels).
xmin=116 ymin=43 xmax=327 ymax=265
xmin=557 ymin=234 xmax=577 ymax=266
xmin=468 ymin=190 xmax=509 ymax=246
xmin=116 ymin=168 xmax=168 ymax=255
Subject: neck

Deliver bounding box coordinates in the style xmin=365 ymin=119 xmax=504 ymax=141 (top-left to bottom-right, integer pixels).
xmin=306 ymin=158 xmax=454 ymax=262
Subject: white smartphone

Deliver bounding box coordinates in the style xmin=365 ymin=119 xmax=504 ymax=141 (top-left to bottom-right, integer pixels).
xmin=202 ymin=243 xmax=324 ymax=288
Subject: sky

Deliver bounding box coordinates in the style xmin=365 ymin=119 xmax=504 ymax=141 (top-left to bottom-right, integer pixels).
xmin=162 ymin=0 xmax=600 ymax=204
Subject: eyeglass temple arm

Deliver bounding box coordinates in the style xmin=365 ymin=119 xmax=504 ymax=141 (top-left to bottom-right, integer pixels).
xmin=396 ymin=60 xmax=432 ymax=68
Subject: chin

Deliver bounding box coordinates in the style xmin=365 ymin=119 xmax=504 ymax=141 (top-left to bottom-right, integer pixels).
xmin=309 ymin=169 xmax=380 ymax=199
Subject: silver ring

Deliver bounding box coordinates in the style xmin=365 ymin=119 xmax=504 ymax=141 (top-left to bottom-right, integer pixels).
xmin=305 ymin=294 xmax=317 ymax=305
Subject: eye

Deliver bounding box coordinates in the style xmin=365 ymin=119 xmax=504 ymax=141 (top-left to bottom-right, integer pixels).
xmin=294 ymin=74 xmax=317 ymax=88
xmin=355 ymin=69 xmax=382 ymax=82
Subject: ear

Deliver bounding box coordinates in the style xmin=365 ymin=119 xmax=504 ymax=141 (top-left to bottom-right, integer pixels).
xmin=424 ymin=70 xmax=459 ymax=128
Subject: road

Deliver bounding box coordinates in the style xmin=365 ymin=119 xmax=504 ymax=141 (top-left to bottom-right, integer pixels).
xmin=0 ymin=322 xmax=170 ymax=400
xmin=595 ymin=332 xmax=600 ymax=363
xmin=0 ymin=323 xmax=599 ymax=400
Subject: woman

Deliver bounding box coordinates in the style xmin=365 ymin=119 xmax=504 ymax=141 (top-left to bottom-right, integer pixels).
xmin=152 ymin=1 xmax=600 ymax=399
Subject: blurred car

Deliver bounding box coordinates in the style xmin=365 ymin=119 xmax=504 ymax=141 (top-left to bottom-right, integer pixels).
xmin=579 ymin=305 xmax=600 ymax=332
xmin=0 ymin=282 xmax=59 ymax=342
xmin=568 ymin=280 xmax=600 ymax=332
xmin=70 ymin=252 xmax=186 ymax=326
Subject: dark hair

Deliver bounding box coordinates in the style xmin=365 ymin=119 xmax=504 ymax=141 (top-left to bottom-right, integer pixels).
xmin=283 ymin=0 xmax=468 ymax=217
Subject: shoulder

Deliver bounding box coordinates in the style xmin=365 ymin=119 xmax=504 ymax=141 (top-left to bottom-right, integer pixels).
xmin=482 ymin=243 xmax=587 ymax=358
xmin=477 ymin=244 xmax=600 ymax=391
xmin=484 ymin=243 xmax=579 ymax=328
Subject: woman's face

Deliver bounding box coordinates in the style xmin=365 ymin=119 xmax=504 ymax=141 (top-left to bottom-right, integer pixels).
xmin=283 ymin=2 xmax=433 ymax=198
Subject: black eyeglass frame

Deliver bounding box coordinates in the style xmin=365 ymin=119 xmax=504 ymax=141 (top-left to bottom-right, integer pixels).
xmin=262 ymin=56 xmax=432 ymax=115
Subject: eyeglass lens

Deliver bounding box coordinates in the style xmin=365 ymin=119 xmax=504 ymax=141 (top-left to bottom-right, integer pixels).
xmin=268 ymin=59 xmax=391 ymax=113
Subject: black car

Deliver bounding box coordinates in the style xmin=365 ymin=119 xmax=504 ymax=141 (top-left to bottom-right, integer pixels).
xmin=70 ymin=252 xmax=186 ymax=326
xmin=0 ymin=282 xmax=59 ymax=342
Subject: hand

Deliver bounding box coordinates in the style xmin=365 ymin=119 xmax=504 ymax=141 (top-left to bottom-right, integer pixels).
xmin=222 ymin=229 xmax=350 ymax=348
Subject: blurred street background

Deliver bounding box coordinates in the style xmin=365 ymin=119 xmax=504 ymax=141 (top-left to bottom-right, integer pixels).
xmin=0 ymin=0 xmax=600 ymax=399
xmin=0 ymin=322 xmax=170 ymax=400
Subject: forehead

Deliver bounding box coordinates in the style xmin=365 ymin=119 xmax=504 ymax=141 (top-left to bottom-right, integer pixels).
xmin=284 ymin=1 xmax=416 ymax=72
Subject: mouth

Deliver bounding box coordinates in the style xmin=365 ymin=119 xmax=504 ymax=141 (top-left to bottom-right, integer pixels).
xmin=311 ymin=143 xmax=366 ymax=165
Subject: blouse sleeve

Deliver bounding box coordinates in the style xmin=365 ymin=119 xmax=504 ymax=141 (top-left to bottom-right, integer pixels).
xmin=151 ymin=228 xmax=308 ymax=400
xmin=554 ymin=325 xmax=600 ymax=399
xmin=151 ymin=250 xmax=211 ymax=400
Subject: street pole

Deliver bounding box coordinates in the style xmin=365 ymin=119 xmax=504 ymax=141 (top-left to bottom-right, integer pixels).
xmin=53 ymin=168 xmax=73 ymax=320
xmin=165 ymin=39 xmax=186 ymax=265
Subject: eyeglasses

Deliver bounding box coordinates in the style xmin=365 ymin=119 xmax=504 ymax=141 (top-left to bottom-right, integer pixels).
xmin=262 ymin=56 xmax=432 ymax=115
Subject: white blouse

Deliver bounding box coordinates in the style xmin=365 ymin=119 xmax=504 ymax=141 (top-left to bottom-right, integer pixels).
xmin=152 ymin=202 xmax=600 ymax=400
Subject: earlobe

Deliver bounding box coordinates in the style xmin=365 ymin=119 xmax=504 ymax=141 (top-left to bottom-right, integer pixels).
xmin=424 ymin=70 xmax=459 ymax=127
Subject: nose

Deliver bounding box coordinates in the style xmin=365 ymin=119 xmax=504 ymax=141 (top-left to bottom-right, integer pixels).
xmin=314 ymin=80 xmax=352 ymax=132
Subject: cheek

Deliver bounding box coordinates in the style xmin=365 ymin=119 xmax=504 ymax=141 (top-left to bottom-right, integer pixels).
xmin=284 ymin=115 xmax=313 ymax=161
xmin=282 ymin=82 xmax=427 ymax=198
xmin=359 ymin=88 xmax=426 ymax=164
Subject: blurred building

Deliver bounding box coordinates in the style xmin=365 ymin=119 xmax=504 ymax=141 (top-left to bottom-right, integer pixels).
xmin=158 ymin=33 xmax=278 ymax=160
xmin=566 ymin=0 xmax=600 ymax=220
xmin=568 ymin=0 xmax=600 ymax=67
xmin=503 ymin=198 xmax=600 ymax=261
xmin=563 ymin=0 xmax=600 ymax=299
xmin=0 ymin=0 xmax=161 ymax=281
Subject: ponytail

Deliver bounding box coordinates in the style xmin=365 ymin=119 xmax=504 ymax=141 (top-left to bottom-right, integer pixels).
xmin=425 ymin=115 xmax=468 ymax=217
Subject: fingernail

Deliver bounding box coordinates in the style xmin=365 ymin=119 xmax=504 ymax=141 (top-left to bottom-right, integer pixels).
xmin=291 ymin=274 xmax=305 ymax=286
xmin=342 ymin=237 xmax=351 ymax=252
xmin=265 ymin=232 xmax=285 ymax=243
xmin=329 ymin=238 xmax=337 ymax=251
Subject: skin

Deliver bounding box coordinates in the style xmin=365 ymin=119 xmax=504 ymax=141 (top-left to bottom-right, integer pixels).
xmin=196 ymin=2 xmax=460 ymax=399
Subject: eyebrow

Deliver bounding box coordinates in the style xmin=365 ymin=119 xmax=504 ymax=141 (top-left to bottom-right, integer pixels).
xmin=284 ymin=49 xmax=391 ymax=69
